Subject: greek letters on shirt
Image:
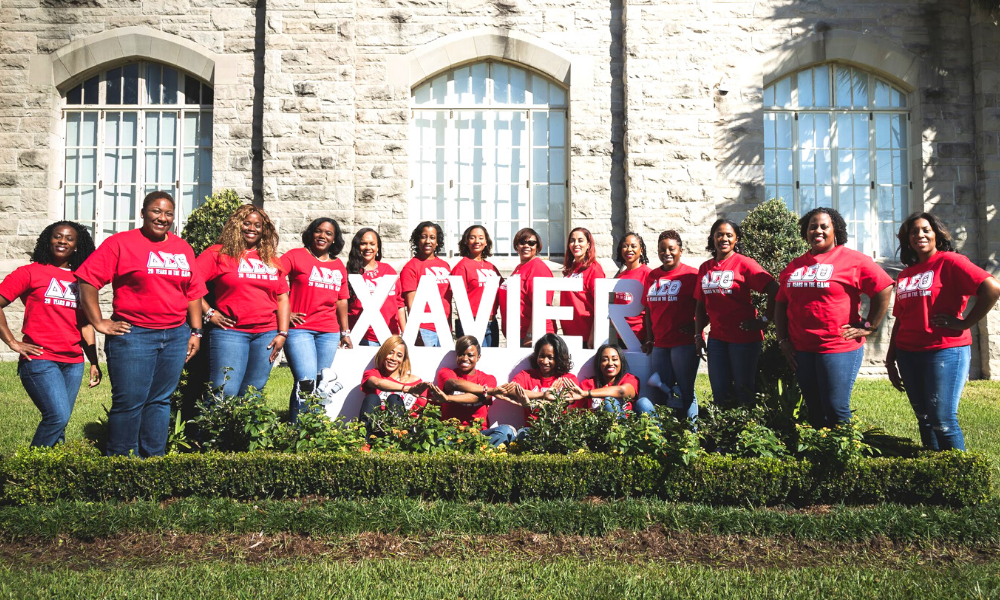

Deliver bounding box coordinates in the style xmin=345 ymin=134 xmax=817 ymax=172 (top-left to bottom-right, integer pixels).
xmin=700 ymin=270 xmax=735 ymax=295
xmin=238 ymin=257 xmax=279 ymax=281
xmin=43 ymin=278 xmax=78 ymax=308
xmin=476 ymin=269 xmax=501 ymax=286
xmin=146 ymin=251 xmax=192 ymax=277
xmin=896 ymin=271 xmax=934 ymax=300
xmin=308 ymin=266 xmax=344 ymax=291
xmin=786 ymin=264 xmax=834 ymax=289
xmin=646 ymin=277 xmax=684 ymax=302
xmin=377 ymin=389 xmax=420 ymax=410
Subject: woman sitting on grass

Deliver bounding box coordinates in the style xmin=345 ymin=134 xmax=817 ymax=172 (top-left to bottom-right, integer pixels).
xmin=504 ymin=333 xmax=579 ymax=427
xmin=434 ymin=335 xmax=517 ymax=446
xmin=567 ymin=344 xmax=650 ymax=416
xmin=359 ymin=335 xmax=445 ymax=433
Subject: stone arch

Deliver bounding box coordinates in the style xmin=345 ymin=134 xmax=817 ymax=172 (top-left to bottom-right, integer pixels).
xmin=762 ymin=29 xmax=921 ymax=92
xmin=31 ymin=26 xmax=235 ymax=89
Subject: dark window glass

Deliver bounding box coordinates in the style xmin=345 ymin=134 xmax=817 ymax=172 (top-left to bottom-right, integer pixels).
xmin=184 ymin=75 xmax=200 ymax=105
xmin=106 ymin=67 xmax=122 ymax=105
xmin=146 ymin=63 xmax=161 ymax=104
xmin=162 ymin=67 xmax=178 ymax=104
xmin=83 ymin=76 xmax=99 ymax=104
xmin=66 ymin=84 xmax=82 ymax=105
xmin=122 ymin=63 xmax=139 ymax=104
xmin=202 ymin=83 xmax=213 ymax=105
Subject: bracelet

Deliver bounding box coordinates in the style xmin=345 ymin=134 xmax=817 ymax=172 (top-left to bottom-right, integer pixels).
xmin=204 ymin=308 xmax=216 ymax=321
xmin=276 ymin=331 xmax=289 ymax=337
xmin=190 ymin=327 xmax=204 ymax=338
xmin=342 ymin=330 xmax=351 ymax=337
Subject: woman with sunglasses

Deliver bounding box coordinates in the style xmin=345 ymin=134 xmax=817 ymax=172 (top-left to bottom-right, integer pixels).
xmin=499 ymin=227 xmax=554 ymax=347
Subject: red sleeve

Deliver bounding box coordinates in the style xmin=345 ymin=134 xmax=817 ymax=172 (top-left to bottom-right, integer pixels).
xmin=693 ymin=262 xmax=708 ymax=301
xmin=436 ymin=367 xmax=458 ymax=389
xmin=0 ymin=265 xmax=31 ymax=303
xmin=775 ymin=264 xmax=793 ymax=302
xmin=196 ymin=246 xmax=223 ymax=283
xmin=399 ymin=260 xmax=420 ymax=294
xmin=743 ymin=257 xmax=775 ymax=292
xmin=579 ymin=377 xmax=596 ymax=392
xmin=856 ymin=256 xmax=894 ymax=297
xmin=563 ymin=373 xmax=580 ymax=386
xmin=279 ymin=252 xmax=293 ymax=275
xmin=276 ymin=261 xmax=289 ymax=295
xmin=620 ymin=373 xmax=640 ymax=395
xmin=361 ymin=368 xmax=380 ymax=393
xmin=512 ymin=370 xmax=533 ymax=389
xmin=75 ymin=237 xmax=120 ymax=290
xmin=948 ymin=253 xmax=991 ymax=295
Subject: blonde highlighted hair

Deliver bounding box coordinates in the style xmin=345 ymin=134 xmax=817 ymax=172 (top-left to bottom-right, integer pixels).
xmin=219 ymin=204 xmax=280 ymax=266
xmin=375 ymin=335 xmax=412 ymax=379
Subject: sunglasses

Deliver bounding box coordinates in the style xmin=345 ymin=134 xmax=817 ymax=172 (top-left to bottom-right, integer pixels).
xmin=517 ymin=240 xmax=539 ymax=247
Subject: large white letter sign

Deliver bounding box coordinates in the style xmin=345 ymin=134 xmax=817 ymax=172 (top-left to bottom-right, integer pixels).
xmin=347 ymin=273 xmax=397 ymax=343
xmin=533 ymin=277 xmax=583 ymax=351
xmin=449 ymin=275 xmax=500 ymax=343
xmin=502 ymin=274 xmax=521 ymax=346
xmin=593 ymin=278 xmax=643 ymax=350
xmin=402 ymin=275 xmax=455 ymax=349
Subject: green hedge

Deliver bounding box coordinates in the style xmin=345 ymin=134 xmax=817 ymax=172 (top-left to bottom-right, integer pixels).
xmin=0 ymin=444 xmax=992 ymax=506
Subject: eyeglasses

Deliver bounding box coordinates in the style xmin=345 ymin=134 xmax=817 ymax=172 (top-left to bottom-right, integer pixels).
xmin=517 ymin=240 xmax=539 ymax=247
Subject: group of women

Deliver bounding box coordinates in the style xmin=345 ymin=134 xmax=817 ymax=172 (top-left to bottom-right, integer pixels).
xmin=1 ymin=189 xmax=995 ymax=454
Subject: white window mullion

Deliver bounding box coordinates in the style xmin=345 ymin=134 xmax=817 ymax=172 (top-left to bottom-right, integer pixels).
xmin=791 ymin=112 xmax=801 ymax=214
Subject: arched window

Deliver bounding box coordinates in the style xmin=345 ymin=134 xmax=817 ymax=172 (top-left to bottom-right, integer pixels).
xmin=62 ymin=61 xmax=213 ymax=240
xmin=764 ymin=64 xmax=909 ymax=258
xmin=410 ymin=61 xmax=568 ymax=256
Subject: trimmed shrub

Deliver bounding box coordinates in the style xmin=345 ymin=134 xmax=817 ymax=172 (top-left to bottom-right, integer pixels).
xmin=0 ymin=442 xmax=991 ymax=507
xmin=180 ymin=188 xmax=243 ymax=255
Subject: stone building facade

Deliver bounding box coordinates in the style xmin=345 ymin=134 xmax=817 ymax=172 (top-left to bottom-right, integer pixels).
xmin=1 ymin=0 xmax=999 ymax=376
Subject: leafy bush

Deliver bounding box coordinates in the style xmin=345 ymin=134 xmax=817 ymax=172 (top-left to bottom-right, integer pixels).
xmin=180 ymin=188 xmax=243 ymax=255
xmin=797 ymin=420 xmax=878 ymax=469
xmin=193 ymin=387 xmax=280 ymax=452
xmin=273 ymin=399 xmax=368 ymax=454
xmin=511 ymin=393 xmax=616 ymax=455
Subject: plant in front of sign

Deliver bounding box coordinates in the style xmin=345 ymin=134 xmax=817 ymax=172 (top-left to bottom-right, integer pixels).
xmin=511 ymin=390 xmax=615 ymax=455
xmin=273 ymin=397 xmax=367 ymax=454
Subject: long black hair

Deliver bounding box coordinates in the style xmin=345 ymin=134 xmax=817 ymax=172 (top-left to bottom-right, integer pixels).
xmin=897 ymin=212 xmax=954 ymax=266
xmin=31 ymin=221 xmax=95 ymax=271
xmin=615 ymin=232 xmax=649 ymax=267
xmin=346 ymin=228 xmax=383 ymax=303
xmin=409 ymin=221 xmax=445 ymax=257
xmin=592 ymin=343 xmax=629 ymax=387
xmin=530 ymin=333 xmax=573 ymax=376
xmin=798 ymin=207 xmax=849 ymax=247
xmin=705 ymin=218 xmax=745 ymax=259
xmin=301 ymin=217 xmax=346 ymax=257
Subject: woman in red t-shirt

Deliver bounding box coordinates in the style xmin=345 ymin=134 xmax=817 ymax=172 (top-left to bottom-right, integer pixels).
xmin=346 ymin=228 xmax=406 ymax=346
xmin=694 ymin=219 xmax=778 ymax=408
xmin=567 ymin=344 xmax=652 ymax=415
xmin=77 ymin=191 xmax=207 ymax=457
xmin=450 ymin=225 xmax=502 ymax=347
xmin=435 ymin=335 xmax=518 ymax=446
xmin=774 ymin=208 xmax=893 ymax=429
xmin=560 ymin=228 xmax=606 ymax=348
xmin=613 ymin=233 xmax=651 ymax=345
xmin=504 ymin=333 xmax=580 ymax=429
xmin=499 ymin=227 xmax=554 ymax=347
xmin=400 ymin=221 xmax=452 ymax=347
xmin=641 ymin=230 xmax=700 ymax=422
xmin=0 ymin=221 xmax=101 ymax=447
xmin=198 ymin=204 xmax=290 ymax=398
xmin=886 ymin=212 xmax=1000 ymax=451
xmin=358 ymin=335 xmax=445 ymax=434
xmin=281 ymin=217 xmax=350 ymax=420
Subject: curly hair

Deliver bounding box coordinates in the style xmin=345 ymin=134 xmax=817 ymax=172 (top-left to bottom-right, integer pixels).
xmin=218 ymin=204 xmax=280 ymax=266
xmin=346 ymin=228 xmax=383 ymax=304
xmin=592 ymin=344 xmax=630 ymax=388
xmin=562 ymin=227 xmax=597 ymax=275
xmin=615 ymin=232 xmax=649 ymax=267
xmin=513 ymin=227 xmax=543 ymax=254
xmin=301 ymin=217 xmax=345 ymax=257
xmin=530 ymin=333 xmax=573 ymax=377
xmin=658 ymin=230 xmax=683 ymax=248
xmin=375 ymin=335 xmax=411 ymax=379
xmin=798 ymin=207 xmax=849 ymax=247
xmin=409 ymin=221 xmax=445 ymax=257
xmin=458 ymin=225 xmax=493 ymax=259
xmin=897 ymin=212 xmax=954 ymax=266
xmin=30 ymin=221 xmax=95 ymax=271
xmin=705 ymin=219 xmax=745 ymax=259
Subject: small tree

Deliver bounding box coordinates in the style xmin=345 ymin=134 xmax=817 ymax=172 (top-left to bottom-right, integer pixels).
xmin=740 ymin=199 xmax=809 ymax=427
xmin=181 ymin=189 xmax=243 ymax=255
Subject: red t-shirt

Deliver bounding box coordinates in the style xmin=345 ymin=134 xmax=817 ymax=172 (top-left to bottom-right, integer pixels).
xmin=498 ymin=257 xmax=555 ymax=342
xmin=643 ymin=263 xmax=699 ymax=348
xmin=614 ymin=265 xmax=651 ymax=341
xmin=280 ymin=248 xmax=349 ymax=333
xmin=197 ymin=245 xmax=288 ymax=334
xmin=776 ymin=246 xmax=894 ymax=353
xmin=694 ymin=253 xmax=774 ymax=343
xmin=511 ymin=369 xmax=580 ymax=422
xmin=559 ymin=262 xmax=606 ymax=338
xmin=570 ymin=374 xmax=640 ymax=411
xmin=347 ymin=262 xmax=404 ymax=343
xmin=0 ymin=263 xmax=84 ymax=363
xmin=361 ymin=368 xmax=428 ymax=414
xmin=893 ymin=251 xmax=991 ymax=352
xmin=76 ymin=229 xmax=207 ymax=329
xmin=400 ymin=256 xmax=452 ymax=333
xmin=450 ymin=257 xmax=502 ymax=321
xmin=435 ymin=367 xmax=495 ymax=425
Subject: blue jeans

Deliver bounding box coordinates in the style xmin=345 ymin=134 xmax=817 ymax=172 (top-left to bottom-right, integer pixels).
xmin=601 ymin=397 xmax=656 ymax=417
xmin=707 ymin=338 xmax=762 ymax=408
xmin=795 ymin=346 xmax=864 ymax=429
xmin=419 ymin=328 xmax=440 ymax=347
xmin=455 ymin=319 xmax=499 ymax=347
xmin=359 ymin=338 xmax=380 ymax=347
xmin=285 ymin=329 xmax=340 ymax=420
xmin=896 ymin=346 xmax=971 ymax=451
xmin=105 ymin=324 xmax=189 ymax=457
xmin=208 ymin=328 xmax=276 ymax=398
xmin=18 ymin=359 xmax=84 ymax=447
xmin=649 ymin=345 xmax=700 ymax=421
xmin=482 ymin=424 xmax=517 ymax=447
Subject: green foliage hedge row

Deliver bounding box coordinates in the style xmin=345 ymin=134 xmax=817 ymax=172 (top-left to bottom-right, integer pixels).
xmin=1 ymin=443 xmax=992 ymax=506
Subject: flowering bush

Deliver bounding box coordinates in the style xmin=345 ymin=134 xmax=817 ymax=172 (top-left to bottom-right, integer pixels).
xmin=796 ymin=419 xmax=878 ymax=468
